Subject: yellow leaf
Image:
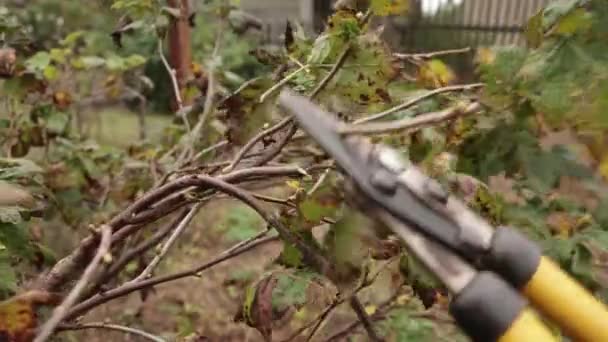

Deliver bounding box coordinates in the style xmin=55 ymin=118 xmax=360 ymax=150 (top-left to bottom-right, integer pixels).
xmin=286 ymin=180 xmax=301 ymax=190
xmin=364 ymin=304 xmax=377 ymax=315
xmin=396 ymin=294 xmax=410 ymax=305
xmin=418 ymin=59 xmax=455 ymax=88
xmin=600 ymin=155 xmax=608 ymax=182
xmin=371 ymin=0 xmax=409 ymax=16
xmin=475 ymin=47 xmax=496 ymax=65
xmin=546 ymin=212 xmax=577 ymax=238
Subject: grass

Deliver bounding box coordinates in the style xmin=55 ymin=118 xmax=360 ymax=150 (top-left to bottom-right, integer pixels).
xmin=88 ymin=106 xmax=172 ymax=147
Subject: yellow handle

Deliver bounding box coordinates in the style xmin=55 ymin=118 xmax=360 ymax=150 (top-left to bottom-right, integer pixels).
xmin=498 ymin=308 xmax=557 ymax=342
xmin=523 ymin=257 xmax=608 ymax=342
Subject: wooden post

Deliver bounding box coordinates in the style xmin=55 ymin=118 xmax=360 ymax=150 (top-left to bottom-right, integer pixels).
xmin=167 ymin=0 xmax=192 ymax=111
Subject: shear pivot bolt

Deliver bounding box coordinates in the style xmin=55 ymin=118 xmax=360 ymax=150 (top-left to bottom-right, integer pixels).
xmin=424 ymin=181 xmax=448 ymax=204
xmin=370 ymin=169 xmax=397 ymax=195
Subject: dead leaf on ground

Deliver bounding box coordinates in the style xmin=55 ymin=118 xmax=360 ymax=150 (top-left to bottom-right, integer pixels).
xmin=546 ymin=212 xmax=579 ymax=238
xmin=488 ymin=172 xmax=525 ymax=205
xmin=550 ymin=176 xmax=599 ymax=212
xmin=539 ymin=129 xmax=596 ymax=168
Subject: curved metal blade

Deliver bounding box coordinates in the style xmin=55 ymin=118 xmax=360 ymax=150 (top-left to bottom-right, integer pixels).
xmin=278 ymin=89 xmax=465 ymax=255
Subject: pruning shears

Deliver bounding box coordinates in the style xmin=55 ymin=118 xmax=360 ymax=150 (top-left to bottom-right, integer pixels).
xmin=277 ymin=89 xmax=608 ymax=342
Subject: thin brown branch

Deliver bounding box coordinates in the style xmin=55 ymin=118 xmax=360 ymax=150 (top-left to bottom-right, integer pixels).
xmin=159 ymin=38 xmax=185 ymax=115
xmin=341 ymin=102 xmax=482 ymax=135
xmin=259 ymin=64 xmax=309 ymax=103
xmin=178 ymin=26 xmax=223 ymax=166
xmin=222 ymin=116 xmax=293 ymax=173
xmin=127 ymin=202 xmax=202 ymax=283
xmin=90 ymin=210 xmax=190 ymax=294
xmin=57 ymin=322 xmax=165 ymax=342
xmin=34 ymin=225 xmax=112 ymax=342
xmin=353 ymin=83 xmax=484 ymax=124
xmin=65 ymin=178 xmax=328 ymax=320
xmin=65 ymin=234 xmax=278 ymax=321
xmin=308 ymin=44 xmax=352 ymax=99
xmin=32 ymin=165 xmax=305 ymax=293
xmin=349 ymin=296 xmax=383 ymax=341
xmin=394 ymin=47 xmax=472 ymax=61
xmin=284 ymin=257 xmax=399 ymax=342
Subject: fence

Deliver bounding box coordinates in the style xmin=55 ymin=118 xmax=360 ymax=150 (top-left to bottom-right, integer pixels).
xmin=238 ymin=0 xmax=557 ymax=51
xmin=395 ymin=0 xmax=555 ymax=51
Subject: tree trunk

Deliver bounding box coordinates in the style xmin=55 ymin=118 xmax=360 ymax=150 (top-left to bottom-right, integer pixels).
xmin=167 ymin=0 xmax=192 ymax=111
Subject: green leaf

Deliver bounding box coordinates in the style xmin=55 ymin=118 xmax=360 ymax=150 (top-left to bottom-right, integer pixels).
xmin=218 ymin=205 xmax=263 ymax=243
xmin=45 ymin=111 xmax=70 ymax=135
xmin=60 ymin=30 xmax=86 ymax=46
xmin=0 ymin=223 xmax=31 ymax=259
xmin=0 ymin=159 xmax=43 ymax=181
xmin=73 ymin=56 xmax=106 ymax=69
xmin=124 ymin=54 xmax=147 ymax=68
xmin=25 ymin=52 xmax=51 ymax=74
xmin=380 ymin=308 xmax=447 ymax=341
xmin=525 ymin=10 xmax=545 ymax=48
xmin=278 ymin=243 xmax=303 ymax=268
xmin=42 ymin=65 xmax=58 ymax=81
xmin=554 ymin=8 xmax=593 ymax=36
xmin=0 ymin=253 xmax=17 ymax=295
xmin=542 ymin=0 xmax=581 ymax=30
xmin=570 ymin=242 xmax=595 ymax=287
xmin=307 ymin=34 xmax=333 ymax=65
xmin=271 ymin=272 xmax=313 ymax=309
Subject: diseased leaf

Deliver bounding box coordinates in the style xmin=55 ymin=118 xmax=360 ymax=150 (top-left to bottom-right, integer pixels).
xmin=0 ymin=291 xmax=61 ymax=342
xmin=418 ymin=59 xmax=456 ymax=88
xmin=218 ymin=77 xmax=275 ymax=145
xmin=238 ymin=271 xmax=332 ymax=341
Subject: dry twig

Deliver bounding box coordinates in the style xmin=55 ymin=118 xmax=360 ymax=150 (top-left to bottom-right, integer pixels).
xmin=342 ymin=102 xmax=483 ymax=135
xmin=34 ymin=225 xmax=112 ymax=342
xmin=353 ymin=83 xmax=483 ymax=124
xmin=57 ymin=322 xmax=166 ymax=342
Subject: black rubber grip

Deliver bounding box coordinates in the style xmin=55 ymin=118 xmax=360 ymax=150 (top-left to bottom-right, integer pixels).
xmin=487 ymin=227 xmax=542 ymax=289
xmin=450 ymin=272 xmax=526 ymax=342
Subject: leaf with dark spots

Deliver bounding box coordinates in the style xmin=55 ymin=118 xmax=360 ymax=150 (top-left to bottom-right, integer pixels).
xmin=218 ymin=77 xmax=275 ymax=145
xmin=375 ymin=88 xmax=391 ymax=102
xmin=250 ymin=275 xmax=277 ymax=341
xmin=0 ymin=291 xmax=61 ymax=342
xmin=239 ymin=271 xmax=333 ymax=341
xmin=325 ymin=31 xmax=398 ymax=109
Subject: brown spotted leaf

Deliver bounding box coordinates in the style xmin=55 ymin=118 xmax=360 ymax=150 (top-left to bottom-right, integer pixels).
xmin=218 ymin=77 xmax=275 ymax=145
xmin=0 ymin=291 xmax=61 ymax=342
